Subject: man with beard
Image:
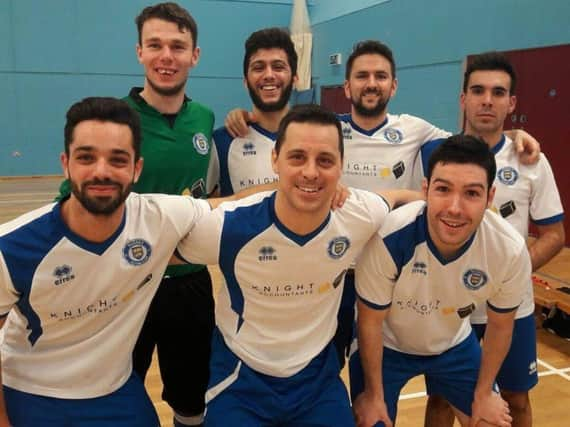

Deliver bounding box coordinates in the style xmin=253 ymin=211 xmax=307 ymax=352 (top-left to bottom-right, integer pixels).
xmin=209 ymin=27 xmax=297 ymax=196
xmin=57 ymin=4 xmax=216 ymax=427
xmin=0 ymin=97 xmax=216 ymax=426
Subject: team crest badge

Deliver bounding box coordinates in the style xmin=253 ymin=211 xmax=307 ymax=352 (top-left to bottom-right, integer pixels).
xmin=462 ymin=269 xmax=488 ymax=290
xmin=328 ymin=237 xmax=351 ymax=259
xmin=342 ymin=125 xmax=352 ymax=140
xmin=192 ymin=133 xmax=209 ymax=155
xmin=384 ymin=128 xmax=403 ymax=144
xmin=497 ymin=167 xmax=519 ymax=185
xmin=123 ymin=239 xmax=152 ymax=266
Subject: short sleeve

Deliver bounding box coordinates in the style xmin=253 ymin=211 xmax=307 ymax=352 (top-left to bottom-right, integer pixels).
xmin=355 ymin=233 xmax=397 ymax=310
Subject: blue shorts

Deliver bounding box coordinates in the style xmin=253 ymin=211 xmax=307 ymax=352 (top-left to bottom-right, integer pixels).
xmin=333 ymin=269 xmax=356 ymax=368
xmin=4 ymin=372 xmax=159 ymax=427
xmin=349 ymin=332 xmax=481 ymax=425
xmin=472 ymin=313 xmax=538 ymax=392
xmin=205 ymin=328 xmax=354 ymax=427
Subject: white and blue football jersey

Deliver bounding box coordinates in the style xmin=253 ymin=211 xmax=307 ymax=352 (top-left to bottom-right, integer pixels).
xmin=356 ymin=201 xmax=530 ymax=355
xmin=0 ymin=194 xmax=209 ymax=399
xmin=210 ymin=124 xmax=278 ymax=196
xmin=420 ymin=135 xmax=565 ymax=323
xmin=339 ymin=113 xmax=450 ymax=192
xmin=177 ymin=189 xmax=390 ymax=377
xmin=473 ymin=135 xmax=564 ymax=322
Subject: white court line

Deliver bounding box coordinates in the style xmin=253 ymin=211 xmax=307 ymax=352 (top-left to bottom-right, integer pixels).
xmin=399 ymin=358 xmax=570 ymax=401
xmin=537 ymin=358 xmax=570 ymax=381
xmin=0 ymin=199 xmax=54 ymax=205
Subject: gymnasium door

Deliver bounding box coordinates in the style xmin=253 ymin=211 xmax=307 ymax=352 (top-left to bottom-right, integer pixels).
xmin=321 ymin=85 xmax=351 ymax=114
xmin=469 ymin=45 xmax=570 ymax=245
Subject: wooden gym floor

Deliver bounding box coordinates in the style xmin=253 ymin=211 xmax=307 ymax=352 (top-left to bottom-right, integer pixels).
xmin=1 ymin=176 xmax=569 ymax=427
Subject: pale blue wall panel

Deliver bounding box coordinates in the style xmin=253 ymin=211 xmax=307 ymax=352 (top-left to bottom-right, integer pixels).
xmin=12 ymin=0 xmax=78 ymax=72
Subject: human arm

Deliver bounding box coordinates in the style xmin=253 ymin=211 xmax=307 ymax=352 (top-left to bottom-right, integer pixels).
xmin=529 ymin=222 xmax=565 ymax=271
xmin=504 ymin=129 xmax=540 ymax=165
xmin=208 ymin=182 xmax=349 ymax=210
xmin=378 ymin=189 xmax=423 ymax=210
xmin=470 ymin=308 xmax=514 ymax=427
xmin=352 ymin=301 xmax=393 ymax=427
xmin=224 ymin=108 xmax=257 ymax=138
xmin=0 ymin=317 xmax=11 ymax=427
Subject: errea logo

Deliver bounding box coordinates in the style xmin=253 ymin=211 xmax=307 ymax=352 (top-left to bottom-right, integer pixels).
xmin=53 ymin=265 xmax=75 ymax=286
xmin=258 ymin=246 xmax=277 ymax=262
xmin=243 ymin=142 xmax=256 ymax=156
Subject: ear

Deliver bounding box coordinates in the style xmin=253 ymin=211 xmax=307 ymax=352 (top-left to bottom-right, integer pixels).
xmin=460 ymin=91 xmax=466 ymax=112
xmin=421 ymin=177 xmax=429 ymax=199
xmin=136 ymin=44 xmax=143 ymax=64
xmin=271 ymin=149 xmax=279 ymax=174
xmin=292 ymin=73 xmax=299 ymax=89
xmin=508 ymin=95 xmax=517 ymax=114
xmin=133 ymin=157 xmax=144 ymax=183
xmin=343 ymin=80 xmax=351 ymax=100
xmin=487 ymin=185 xmax=496 ymax=208
xmin=390 ymin=77 xmax=398 ymax=98
xmin=190 ymin=46 xmax=201 ymax=68
xmin=60 ymin=152 xmax=70 ymax=179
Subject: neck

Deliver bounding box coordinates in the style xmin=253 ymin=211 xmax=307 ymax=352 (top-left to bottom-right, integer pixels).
xmin=273 ymin=192 xmax=329 ymax=236
xmin=253 ymin=106 xmax=289 ymax=133
xmin=350 ymin=108 xmax=388 ymax=131
xmin=465 ymin=126 xmax=504 ymax=149
xmin=60 ymin=197 xmax=125 ymax=243
xmin=140 ymin=82 xmax=185 ymax=114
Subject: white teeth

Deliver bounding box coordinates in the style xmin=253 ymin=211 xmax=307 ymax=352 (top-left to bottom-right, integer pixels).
xmin=157 ymin=69 xmax=174 ymax=75
xmin=442 ymin=220 xmax=463 ymax=228
xmin=298 ymin=186 xmax=318 ymax=193
xmin=261 ymin=85 xmax=277 ymax=90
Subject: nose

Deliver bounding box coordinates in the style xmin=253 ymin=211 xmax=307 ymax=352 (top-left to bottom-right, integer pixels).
xmin=302 ymin=159 xmax=318 ymax=180
xmin=481 ymin=90 xmax=493 ymax=106
xmin=159 ymin=46 xmax=173 ymax=61
xmin=448 ymin=194 xmax=462 ymax=215
xmin=262 ymin=64 xmax=276 ymax=79
xmin=92 ymin=158 xmax=112 ymax=180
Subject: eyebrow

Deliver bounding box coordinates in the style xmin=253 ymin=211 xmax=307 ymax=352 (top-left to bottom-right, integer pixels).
xmin=469 ymin=84 xmax=508 ymax=92
xmin=73 ymin=146 xmax=131 ymax=157
xmin=432 ymin=177 xmax=486 ymax=191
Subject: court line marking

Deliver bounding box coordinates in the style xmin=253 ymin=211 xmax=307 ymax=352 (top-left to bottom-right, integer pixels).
xmin=399 ymin=358 xmax=569 ymax=401
xmin=537 ymin=358 xmax=570 ymax=381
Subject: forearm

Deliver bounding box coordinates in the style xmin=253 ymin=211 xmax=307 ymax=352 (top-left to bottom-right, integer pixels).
xmin=528 ymin=227 xmax=565 ymax=271
xmin=0 ymin=320 xmax=10 ymax=426
xmin=379 ymin=189 xmax=423 ymax=210
xmin=357 ymin=301 xmax=386 ymax=398
xmin=475 ymin=314 xmax=514 ymax=395
xmin=208 ymin=183 xmax=277 ymax=208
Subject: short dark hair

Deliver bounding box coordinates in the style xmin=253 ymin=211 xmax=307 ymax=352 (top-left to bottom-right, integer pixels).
xmin=64 ymin=97 xmax=142 ymax=161
xmin=243 ymin=27 xmax=298 ymax=77
xmin=275 ymin=104 xmax=343 ymax=159
xmin=345 ymin=40 xmax=396 ymax=80
xmin=426 ymin=134 xmax=496 ymax=190
xmin=135 ymin=2 xmax=198 ymax=48
xmin=463 ymin=52 xmax=516 ymax=94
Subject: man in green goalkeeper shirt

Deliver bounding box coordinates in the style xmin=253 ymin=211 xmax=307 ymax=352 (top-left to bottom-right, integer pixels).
xmin=57 ymin=3 xmax=215 ymax=427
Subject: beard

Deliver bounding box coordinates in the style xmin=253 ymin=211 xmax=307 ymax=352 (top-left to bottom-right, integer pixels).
xmin=147 ymin=75 xmax=187 ymax=97
xmin=352 ymin=89 xmax=390 ymax=118
xmin=247 ymin=80 xmax=293 ymax=113
xmin=70 ymin=177 xmax=132 ymax=216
